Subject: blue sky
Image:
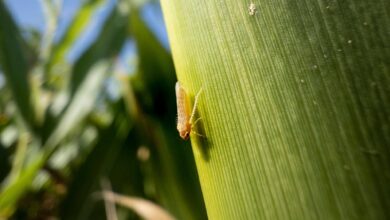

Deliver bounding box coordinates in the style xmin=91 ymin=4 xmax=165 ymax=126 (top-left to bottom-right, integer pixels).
xmin=3 ymin=0 xmax=170 ymax=65
xmin=4 ymin=0 xmax=46 ymax=32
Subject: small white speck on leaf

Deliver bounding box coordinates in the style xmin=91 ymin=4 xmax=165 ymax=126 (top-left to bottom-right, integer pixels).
xmin=347 ymin=40 xmax=352 ymax=44
xmin=248 ymin=2 xmax=257 ymax=16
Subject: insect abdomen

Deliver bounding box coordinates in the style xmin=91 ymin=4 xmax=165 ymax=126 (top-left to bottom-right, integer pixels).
xmin=175 ymin=82 xmax=191 ymax=133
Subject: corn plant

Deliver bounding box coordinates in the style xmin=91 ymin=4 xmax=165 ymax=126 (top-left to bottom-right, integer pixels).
xmin=160 ymin=0 xmax=390 ymax=219
xmin=0 ymin=0 xmax=206 ymax=219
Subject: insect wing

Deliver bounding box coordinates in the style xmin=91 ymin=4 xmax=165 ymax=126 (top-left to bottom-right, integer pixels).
xmin=175 ymin=82 xmax=191 ymax=132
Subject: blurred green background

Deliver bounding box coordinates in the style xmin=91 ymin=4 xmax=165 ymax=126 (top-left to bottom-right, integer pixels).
xmin=0 ymin=0 xmax=206 ymax=219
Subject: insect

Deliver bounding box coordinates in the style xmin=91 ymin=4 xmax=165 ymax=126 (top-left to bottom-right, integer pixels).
xmin=175 ymin=82 xmax=203 ymax=140
xmin=248 ymin=2 xmax=257 ymax=16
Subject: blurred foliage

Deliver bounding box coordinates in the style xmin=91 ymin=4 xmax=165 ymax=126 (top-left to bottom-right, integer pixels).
xmin=0 ymin=0 xmax=206 ymax=219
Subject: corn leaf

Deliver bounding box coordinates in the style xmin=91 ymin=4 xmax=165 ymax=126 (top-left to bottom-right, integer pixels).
xmin=69 ymin=1 xmax=129 ymax=95
xmin=60 ymin=103 xmax=132 ymax=220
xmin=0 ymin=61 xmax=111 ymax=215
xmin=130 ymin=8 xmax=207 ymax=220
xmin=0 ymin=1 xmax=37 ymax=128
xmin=161 ymin=0 xmax=390 ymax=219
xmin=41 ymin=0 xmax=129 ymax=141
xmin=46 ymin=0 xmax=104 ymax=79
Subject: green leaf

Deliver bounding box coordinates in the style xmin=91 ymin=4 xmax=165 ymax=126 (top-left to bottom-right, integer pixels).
xmin=0 ymin=1 xmax=37 ymax=128
xmin=161 ymin=0 xmax=390 ymax=219
xmin=0 ymin=0 xmax=131 ymax=214
xmin=0 ymin=152 xmax=46 ymax=217
xmin=41 ymin=0 xmax=130 ymax=141
xmin=0 ymin=61 xmax=111 ymax=216
xmin=44 ymin=60 xmax=111 ymax=150
xmin=130 ymin=9 xmax=176 ymax=94
xmin=46 ymin=0 xmax=104 ymax=83
xmin=7 ymin=133 xmax=29 ymax=183
xmin=130 ymin=8 xmax=207 ymax=220
xmin=69 ymin=0 xmax=130 ymax=95
xmin=60 ymin=102 xmax=132 ymax=220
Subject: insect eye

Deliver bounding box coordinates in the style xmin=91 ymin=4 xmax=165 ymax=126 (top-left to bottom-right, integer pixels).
xmin=184 ymin=132 xmax=189 ymax=139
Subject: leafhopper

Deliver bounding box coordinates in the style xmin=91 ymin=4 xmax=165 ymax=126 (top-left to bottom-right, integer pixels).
xmin=175 ymin=82 xmax=203 ymax=140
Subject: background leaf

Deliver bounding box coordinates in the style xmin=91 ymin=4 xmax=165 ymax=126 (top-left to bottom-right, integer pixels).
xmin=0 ymin=60 xmax=111 ymax=215
xmin=69 ymin=1 xmax=129 ymax=95
xmin=60 ymin=102 xmax=132 ymax=220
xmin=46 ymin=0 xmax=104 ymax=83
xmin=129 ymin=7 xmax=207 ymax=220
xmin=0 ymin=1 xmax=37 ymax=129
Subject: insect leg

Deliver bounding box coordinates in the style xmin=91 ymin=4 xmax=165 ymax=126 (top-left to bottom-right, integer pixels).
xmin=192 ymin=117 xmax=202 ymax=127
xmin=189 ymin=87 xmax=203 ymax=124
xmin=191 ymin=130 xmax=206 ymax=138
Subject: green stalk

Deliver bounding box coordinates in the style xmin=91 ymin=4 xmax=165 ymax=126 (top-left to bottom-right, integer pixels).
xmin=160 ymin=0 xmax=390 ymax=219
xmin=8 ymin=133 xmax=29 ymax=183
